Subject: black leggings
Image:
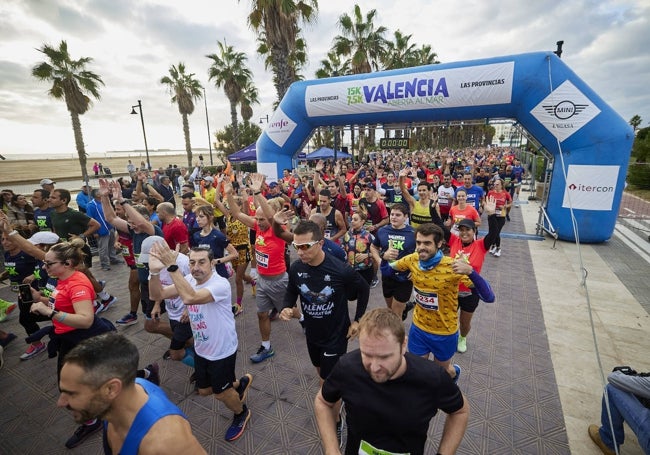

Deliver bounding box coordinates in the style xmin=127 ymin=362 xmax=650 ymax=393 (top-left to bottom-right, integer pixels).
xmin=494 ymin=216 xmax=506 ymax=247
xmin=19 ymin=301 xmax=49 ymax=336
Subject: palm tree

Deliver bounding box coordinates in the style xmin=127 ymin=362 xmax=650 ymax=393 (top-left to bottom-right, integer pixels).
xmin=382 ymin=30 xmax=417 ymax=70
xmin=315 ymin=51 xmax=351 ymax=153
xmin=239 ymin=80 xmax=260 ymax=125
xmin=31 ymin=40 xmax=104 ymax=184
xmin=207 ymin=40 xmax=253 ymax=150
xmin=630 ymin=114 xmax=642 ymax=132
xmin=315 ymin=51 xmax=351 ymax=79
xmin=243 ymin=0 xmax=318 ymax=102
xmin=160 ymin=63 xmax=203 ymax=167
xmin=333 ymin=4 xmax=388 ymax=157
xmin=257 ymin=32 xmax=308 ymax=85
xmin=333 ymin=4 xmax=388 ymax=74
xmin=409 ymin=44 xmax=440 ymax=66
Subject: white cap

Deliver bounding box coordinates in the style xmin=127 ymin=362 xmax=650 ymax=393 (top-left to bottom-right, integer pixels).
xmin=28 ymin=231 xmax=60 ymax=245
xmin=137 ymin=236 xmax=165 ymax=264
xmin=40 ymin=178 xmax=55 ymax=185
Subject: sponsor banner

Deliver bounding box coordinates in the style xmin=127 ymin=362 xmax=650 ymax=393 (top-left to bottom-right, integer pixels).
xmin=562 ymin=165 xmax=619 ymax=211
xmin=305 ymin=62 xmax=514 ymax=117
xmin=265 ymin=107 xmax=297 ymax=147
xmin=530 ymin=80 xmax=601 ymax=142
xmin=257 ymin=162 xmax=279 ymax=180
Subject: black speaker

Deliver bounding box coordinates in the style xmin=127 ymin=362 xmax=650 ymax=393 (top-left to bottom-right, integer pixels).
xmin=341 ymin=146 xmax=349 ymax=154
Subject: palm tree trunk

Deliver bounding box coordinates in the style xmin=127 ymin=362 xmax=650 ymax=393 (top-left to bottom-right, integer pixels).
xmin=182 ymin=113 xmax=193 ymax=167
xmin=70 ymin=110 xmax=89 ymax=184
xmin=230 ymin=100 xmax=239 ymax=149
xmin=271 ymin=47 xmax=292 ymax=100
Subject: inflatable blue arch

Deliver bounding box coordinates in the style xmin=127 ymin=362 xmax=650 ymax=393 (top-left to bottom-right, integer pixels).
xmin=256 ymin=52 xmax=633 ymax=243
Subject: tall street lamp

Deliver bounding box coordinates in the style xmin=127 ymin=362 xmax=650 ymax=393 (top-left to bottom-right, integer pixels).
xmin=203 ymin=87 xmax=213 ymax=165
xmin=130 ymin=100 xmax=151 ymax=170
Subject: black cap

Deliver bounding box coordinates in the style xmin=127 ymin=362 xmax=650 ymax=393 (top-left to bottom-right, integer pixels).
xmin=457 ymin=218 xmax=476 ymax=230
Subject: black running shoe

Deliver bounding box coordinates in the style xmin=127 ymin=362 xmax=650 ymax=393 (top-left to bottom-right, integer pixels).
xmin=65 ymin=420 xmax=102 ymax=449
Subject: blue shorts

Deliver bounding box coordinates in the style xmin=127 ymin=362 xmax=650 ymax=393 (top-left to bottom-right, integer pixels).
xmin=407 ymin=324 xmax=458 ymax=362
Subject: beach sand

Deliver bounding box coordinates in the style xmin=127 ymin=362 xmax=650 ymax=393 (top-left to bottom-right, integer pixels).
xmin=0 ymin=153 xmax=193 ymax=186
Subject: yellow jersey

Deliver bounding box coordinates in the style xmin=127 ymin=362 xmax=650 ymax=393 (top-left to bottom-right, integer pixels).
xmin=392 ymin=253 xmax=472 ymax=335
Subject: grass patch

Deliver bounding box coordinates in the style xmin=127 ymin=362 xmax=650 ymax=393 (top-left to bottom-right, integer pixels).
xmin=626 ymin=185 xmax=650 ymax=201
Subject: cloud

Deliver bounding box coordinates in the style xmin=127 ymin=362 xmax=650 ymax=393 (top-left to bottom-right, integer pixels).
xmin=21 ymin=0 xmax=105 ymax=38
xmin=1 ymin=0 xmax=649 ymax=158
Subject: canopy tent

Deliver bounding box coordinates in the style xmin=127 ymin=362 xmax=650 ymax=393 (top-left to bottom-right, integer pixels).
xmin=228 ymin=143 xmax=256 ymax=162
xmin=304 ymin=147 xmax=352 ymax=161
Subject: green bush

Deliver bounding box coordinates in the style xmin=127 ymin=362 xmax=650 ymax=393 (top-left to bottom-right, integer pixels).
xmin=627 ymin=163 xmax=650 ymax=189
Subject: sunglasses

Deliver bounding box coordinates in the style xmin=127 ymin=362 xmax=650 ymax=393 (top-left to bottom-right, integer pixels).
xmin=292 ymin=240 xmax=319 ymax=251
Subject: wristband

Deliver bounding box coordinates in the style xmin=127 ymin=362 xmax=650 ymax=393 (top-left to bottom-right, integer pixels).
xmin=58 ymin=312 xmax=67 ymax=323
xmin=49 ymin=309 xmax=59 ymax=320
xmin=119 ymin=200 xmax=129 ymax=206
xmin=8 ymin=230 xmax=19 ymax=236
xmin=254 ymin=191 xmax=261 ymax=195
xmin=149 ymin=272 xmax=160 ymax=279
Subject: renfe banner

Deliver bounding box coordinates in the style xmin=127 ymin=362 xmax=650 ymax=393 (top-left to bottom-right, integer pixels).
xmin=305 ymin=62 xmax=514 ymax=117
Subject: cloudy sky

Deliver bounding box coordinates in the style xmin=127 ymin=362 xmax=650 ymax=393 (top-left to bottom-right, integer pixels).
xmin=1 ymin=0 xmax=648 ymax=159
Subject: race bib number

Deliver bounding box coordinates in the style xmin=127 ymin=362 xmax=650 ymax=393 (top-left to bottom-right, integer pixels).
xmin=121 ymin=246 xmax=130 ymax=256
xmin=255 ymin=250 xmax=269 ymax=269
xmin=359 ymin=440 xmax=410 ymax=455
xmin=324 ymin=229 xmax=332 ymax=239
xmin=414 ymin=289 xmax=439 ymax=311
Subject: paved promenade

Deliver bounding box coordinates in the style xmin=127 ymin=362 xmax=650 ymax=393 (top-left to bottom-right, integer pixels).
xmin=0 ymin=193 xmax=648 ymax=454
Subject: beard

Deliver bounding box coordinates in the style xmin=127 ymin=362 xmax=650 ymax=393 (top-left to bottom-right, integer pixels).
xmin=68 ymin=396 xmax=111 ymax=424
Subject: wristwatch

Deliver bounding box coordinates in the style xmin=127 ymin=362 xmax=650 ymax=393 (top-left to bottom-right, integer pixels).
xmin=49 ymin=309 xmax=59 ymax=320
xmin=166 ymin=264 xmax=179 ymax=272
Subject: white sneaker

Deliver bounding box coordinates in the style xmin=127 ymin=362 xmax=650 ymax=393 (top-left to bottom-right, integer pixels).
xmin=493 ymin=247 xmax=501 ymax=257
xmin=489 ymin=244 xmax=497 ymax=255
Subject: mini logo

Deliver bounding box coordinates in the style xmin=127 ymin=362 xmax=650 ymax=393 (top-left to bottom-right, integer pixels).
xmin=324 ymin=274 xmax=331 ymax=282
xmin=323 ymin=352 xmax=337 ymax=357
xmin=542 ymin=101 xmax=588 ymax=120
xmin=530 ymin=80 xmax=600 ymax=142
xmin=568 ymin=183 xmax=577 ymax=190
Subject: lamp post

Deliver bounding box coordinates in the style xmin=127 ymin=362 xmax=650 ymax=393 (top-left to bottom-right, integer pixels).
xmin=130 ymin=100 xmax=150 ymax=170
xmin=203 ymin=87 xmax=213 ymax=165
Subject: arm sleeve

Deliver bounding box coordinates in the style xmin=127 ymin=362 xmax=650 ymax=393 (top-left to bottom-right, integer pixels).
xmin=608 ymin=371 xmax=650 ymax=399
xmin=466 ymin=270 xmax=495 ymax=303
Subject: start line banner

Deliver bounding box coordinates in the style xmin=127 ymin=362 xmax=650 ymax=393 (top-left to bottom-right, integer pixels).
xmin=305 ymin=62 xmax=514 ymax=117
